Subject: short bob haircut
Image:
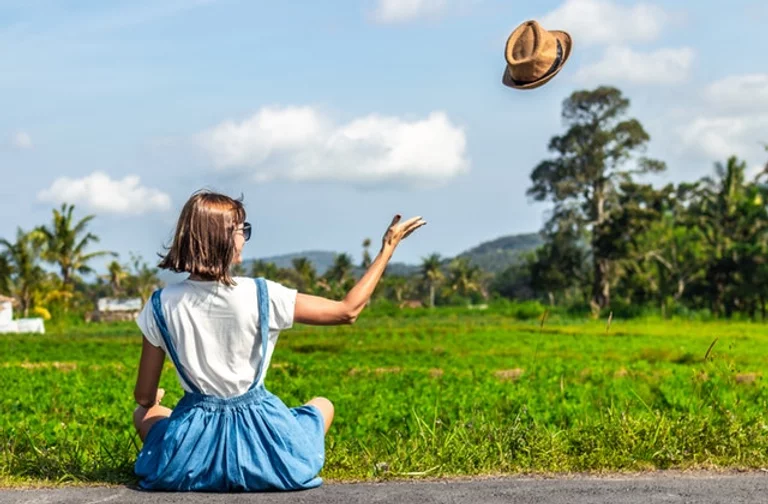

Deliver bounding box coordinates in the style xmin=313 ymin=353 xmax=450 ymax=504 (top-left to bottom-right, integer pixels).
xmin=159 ymin=190 xmax=246 ymax=286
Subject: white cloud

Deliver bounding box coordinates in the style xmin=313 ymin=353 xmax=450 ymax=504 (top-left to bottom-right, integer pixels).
xmin=11 ymin=131 xmax=33 ymax=150
xmin=574 ymin=46 xmax=694 ymax=85
xmin=371 ymin=0 xmax=451 ymax=24
xmin=675 ymin=73 xmax=768 ymax=169
xmin=703 ymin=74 xmax=768 ymax=113
xmin=198 ymin=106 xmax=469 ymax=188
xmin=539 ymin=0 xmax=668 ymax=46
xmin=37 ymin=172 xmax=171 ymax=215
xmin=678 ymin=116 xmax=768 ymax=162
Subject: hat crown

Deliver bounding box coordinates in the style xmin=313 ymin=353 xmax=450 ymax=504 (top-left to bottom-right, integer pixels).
xmin=505 ymin=20 xmax=559 ymax=83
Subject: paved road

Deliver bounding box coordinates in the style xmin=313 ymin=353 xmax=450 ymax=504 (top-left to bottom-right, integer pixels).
xmin=2 ymin=472 xmax=767 ymax=503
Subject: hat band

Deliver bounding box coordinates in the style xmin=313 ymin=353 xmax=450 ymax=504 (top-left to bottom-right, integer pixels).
xmin=508 ymin=39 xmax=563 ymax=86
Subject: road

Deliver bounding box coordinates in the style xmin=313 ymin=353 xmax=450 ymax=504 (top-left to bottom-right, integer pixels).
xmin=1 ymin=472 xmax=766 ymax=503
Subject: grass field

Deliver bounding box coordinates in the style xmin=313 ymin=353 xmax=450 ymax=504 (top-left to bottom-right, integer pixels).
xmin=2 ymin=309 xmax=768 ymax=487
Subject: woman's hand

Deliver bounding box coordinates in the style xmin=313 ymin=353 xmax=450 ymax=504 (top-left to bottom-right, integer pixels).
xmin=381 ymin=215 xmax=427 ymax=253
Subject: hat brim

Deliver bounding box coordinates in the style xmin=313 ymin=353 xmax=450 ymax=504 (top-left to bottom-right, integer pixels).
xmin=502 ymin=30 xmax=572 ymax=90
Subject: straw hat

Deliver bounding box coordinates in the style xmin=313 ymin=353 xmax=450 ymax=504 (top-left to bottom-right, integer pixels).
xmin=502 ymin=20 xmax=572 ymax=90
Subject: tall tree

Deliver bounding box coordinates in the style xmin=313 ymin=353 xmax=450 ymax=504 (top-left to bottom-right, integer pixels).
xmin=527 ymin=86 xmax=665 ymax=311
xmin=37 ymin=203 xmax=115 ymax=286
xmin=420 ymin=253 xmax=444 ymax=308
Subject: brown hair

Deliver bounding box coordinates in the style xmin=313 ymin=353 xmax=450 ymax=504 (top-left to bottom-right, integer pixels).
xmin=159 ymin=190 xmax=246 ymax=286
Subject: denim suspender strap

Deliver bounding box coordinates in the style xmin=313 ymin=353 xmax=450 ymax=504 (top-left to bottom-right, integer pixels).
xmin=249 ymin=277 xmax=270 ymax=390
xmin=150 ymin=289 xmax=203 ymax=394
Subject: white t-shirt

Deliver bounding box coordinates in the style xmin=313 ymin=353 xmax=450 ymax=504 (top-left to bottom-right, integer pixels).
xmin=136 ymin=276 xmax=297 ymax=397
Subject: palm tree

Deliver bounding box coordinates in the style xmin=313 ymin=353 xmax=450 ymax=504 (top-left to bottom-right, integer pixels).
xmin=447 ymin=257 xmax=483 ymax=299
xmin=291 ymin=257 xmax=317 ymax=292
xmin=105 ymin=260 xmax=129 ymax=296
xmin=326 ymin=253 xmax=353 ymax=284
xmin=126 ymin=253 xmax=161 ymax=303
xmin=420 ymin=253 xmax=444 ymax=308
xmin=691 ymin=157 xmax=755 ymax=317
xmin=37 ymin=203 xmax=115 ymax=286
xmin=0 ymin=228 xmax=46 ymax=317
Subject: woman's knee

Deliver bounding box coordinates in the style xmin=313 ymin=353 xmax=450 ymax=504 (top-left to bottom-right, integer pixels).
xmin=307 ymin=397 xmax=334 ymax=430
xmin=133 ymin=404 xmax=172 ymax=442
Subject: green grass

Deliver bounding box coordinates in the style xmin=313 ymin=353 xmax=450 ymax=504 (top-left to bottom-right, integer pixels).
xmin=2 ymin=312 xmax=768 ymax=487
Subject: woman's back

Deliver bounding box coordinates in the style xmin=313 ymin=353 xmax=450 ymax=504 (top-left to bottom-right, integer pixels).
xmin=137 ymin=277 xmax=297 ymax=397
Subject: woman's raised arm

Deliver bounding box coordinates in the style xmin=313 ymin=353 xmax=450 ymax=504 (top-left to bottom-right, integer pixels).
xmin=294 ymin=214 xmax=426 ymax=326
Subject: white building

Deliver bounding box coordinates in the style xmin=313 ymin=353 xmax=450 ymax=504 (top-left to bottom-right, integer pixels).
xmin=0 ymin=295 xmax=45 ymax=334
xmin=89 ymin=297 xmax=143 ymax=322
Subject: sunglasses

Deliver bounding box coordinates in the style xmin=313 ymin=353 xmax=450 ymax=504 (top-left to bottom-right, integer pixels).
xmin=242 ymin=222 xmax=252 ymax=242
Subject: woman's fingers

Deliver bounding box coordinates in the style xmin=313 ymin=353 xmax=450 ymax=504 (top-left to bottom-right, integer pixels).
xmin=402 ymin=219 xmax=426 ymax=239
xmin=400 ymin=216 xmax=423 ymax=228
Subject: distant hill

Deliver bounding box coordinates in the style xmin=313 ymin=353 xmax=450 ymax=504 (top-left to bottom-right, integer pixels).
xmin=244 ymin=232 xmax=544 ymax=277
xmin=244 ymin=250 xmax=420 ymax=277
xmin=248 ymin=250 xmax=338 ymax=273
xmin=456 ymin=232 xmax=544 ymax=273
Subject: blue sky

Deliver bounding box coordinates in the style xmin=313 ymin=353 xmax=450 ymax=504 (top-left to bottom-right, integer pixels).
xmin=1 ymin=0 xmax=767 ymax=277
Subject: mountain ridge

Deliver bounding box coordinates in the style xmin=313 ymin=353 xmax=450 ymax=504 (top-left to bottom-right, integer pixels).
xmin=244 ymin=232 xmax=544 ymax=275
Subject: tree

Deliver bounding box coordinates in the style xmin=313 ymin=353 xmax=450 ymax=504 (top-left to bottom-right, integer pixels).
xmin=250 ymin=260 xmax=280 ymax=279
xmin=420 ymin=253 xmax=444 ymax=308
xmin=361 ymin=238 xmax=372 ymax=269
xmin=326 ymin=253 xmax=354 ymax=284
xmin=379 ymin=275 xmax=411 ymax=303
xmin=0 ymin=228 xmax=46 ymax=317
xmin=124 ymin=253 xmax=162 ymax=303
xmin=689 ymin=157 xmax=768 ymax=317
xmin=608 ymin=182 xmax=706 ymax=315
xmin=527 ymin=87 xmax=665 ymax=312
xmin=446 ymin=257 xmax=483 ymax=300
xmin=528 ymin=226 xmax=589 ymax=306
xmin=0 ymin=254 xmax=11 ymax=296
xmin=37 ymin=203 xmax=115 ymax=286
xmin=105 ymin=260 xmax=129 ymax=296
xmin=491 ymin=258 xmax=535 ymax=301
xmin=291 ymin=257 xmax=317 ymax=292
